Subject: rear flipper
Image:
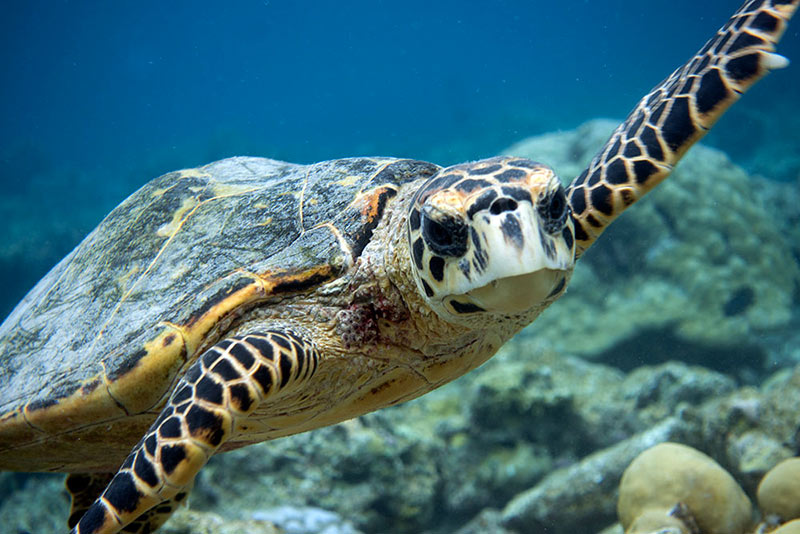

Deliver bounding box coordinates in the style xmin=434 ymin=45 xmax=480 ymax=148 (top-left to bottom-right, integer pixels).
xmin=70 ymin=329 xmax=319 ymax=534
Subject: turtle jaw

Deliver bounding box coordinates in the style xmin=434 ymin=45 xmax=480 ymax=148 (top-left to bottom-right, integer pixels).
xmin=457 ymin=268 xmax=569 ymax=314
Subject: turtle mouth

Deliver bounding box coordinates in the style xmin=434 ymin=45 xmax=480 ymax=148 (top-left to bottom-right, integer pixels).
xmin=454 ymin=268 xmax=568 ymax=314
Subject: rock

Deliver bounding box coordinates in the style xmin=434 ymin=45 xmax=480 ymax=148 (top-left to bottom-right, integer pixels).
xmin=500 ymin=417 xmax=696 ymax=534
xmin=160 ymin=507 xmax=280 ymax=534
xmin=616 ymin=443 xmax=752 ymax=534
xmin=757 ymin=457 xmax=800 ymax=523
xmin=251 ymin=506 xmax=362 ymax=534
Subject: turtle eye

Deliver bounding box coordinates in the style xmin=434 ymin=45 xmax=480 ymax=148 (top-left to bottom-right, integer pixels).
xmin=422 ymin=209 xmax=468 ymax=257
xmin=539 ymin=184 xmax=568 ymax=234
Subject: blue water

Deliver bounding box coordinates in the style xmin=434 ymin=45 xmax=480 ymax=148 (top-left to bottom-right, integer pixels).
xmin=1 ymin=1 xmax=798 ymax=317
xmin=1 ymin=3 xmax=800 ymax=533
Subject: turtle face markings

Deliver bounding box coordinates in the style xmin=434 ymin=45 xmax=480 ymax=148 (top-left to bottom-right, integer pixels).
xmin=408 ymin=156 xmax=576 ymax=320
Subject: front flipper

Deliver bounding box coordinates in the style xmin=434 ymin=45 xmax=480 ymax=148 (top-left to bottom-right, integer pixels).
xmin=567 ymin=0 xmax=798 ymax=256
xmin=71 ymin=330 xmax=319 ymax=534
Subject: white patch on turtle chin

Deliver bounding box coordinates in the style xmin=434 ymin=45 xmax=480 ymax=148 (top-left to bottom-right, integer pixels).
xmin=461 ymin=268 xmax=565 ymax=314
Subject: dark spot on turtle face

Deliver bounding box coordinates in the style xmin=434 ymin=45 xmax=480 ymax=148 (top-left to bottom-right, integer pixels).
xmin=211 ymin=358 xmax=240 ymax=381
xmin=547 ymin=276 xmax=567 ymax=299
xmin=429 ymin=256 xmax=446 ymax=282
xmin=421 ymin=279 xmax=435 ymax=298
xmin=412 ymin=237 xmax=425 ymax=270
xmin=724 ymin=286 xmax=755 ymax=316
xmin=696 ymin=68 xmax=730 ymax=114
xmin=495 ymin=169 xmax=528 ymax=182
xmin=726 ymin=52 xmax=761 ymax=82
xmin=159 ymin=416 xmax=183 ymax=439
xmin=229 ymin=384 xmax=254 ymax=412
xmin=458 ymin=258 xmax=471 ymax=280
xmin=422 ymin=209 xmax=469 ymax=258
xmin=104 ymin=472 xmax=141 ymax=514
xmin=634 ymin=160 xmax=660 ymax=185
xmin=163 ymin=334 xmax=176 ymax=347
xmin=455 ymin=178 xmax=492 ymax=193
xmin=590 ymin=185 xmax=614 ymax=216
xmin=490 ymin=197 xmax=518 ymax=215
xmin=540 ymin=185 xmax=569 ymax=234
xmin=186 ymin=405 xmax=226 ymax=446
xmin=501 ymin=186 xmax=533 ymax=203
xmin=252 ymin=364 xmax=273 ymax=394
xmin=468 ymin=164 xmax=502 ymax=175
xmin=605 ymin=158 xmax=629 ymax=185
xmin=76 ymin=502 xmax=108 ymax=533
xmin=195 ymin=376 xmax=224 ymax=405
xmin=500 ymin=214 xmax=524 ymax=248
xmin=449 ymin=300 xmax=486 ymax=314
xmin=467 ymin=189 xmax=499 ymax=219
xmin=409 ymin=208 xmax=421 ymax=231
xmin=508 ymin=159 xmax=537 ymax=169
xmin=134 ymin=452 xmax=160 ymax=488
xmin=160 ymin=444 xmax=187 ymax=475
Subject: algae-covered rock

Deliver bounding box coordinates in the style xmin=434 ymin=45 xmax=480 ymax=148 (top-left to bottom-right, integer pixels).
xmin=617 ymin=443 xmax=752 ymax=534
xmin=504 ymin=120 xmax=800 ymax=370
xmin=757 ymin=457 xmax=800 ymax=522
xmin=160 ymin=507 xmax=280 ymax=534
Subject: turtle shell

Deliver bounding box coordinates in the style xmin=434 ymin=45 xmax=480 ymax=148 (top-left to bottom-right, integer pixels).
xmin=0 ymin=155 xmax=440 ymax=470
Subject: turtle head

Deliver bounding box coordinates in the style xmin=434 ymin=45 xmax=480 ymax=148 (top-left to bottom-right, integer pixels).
xmin=407 ymin=156 xmax=576 ymax=323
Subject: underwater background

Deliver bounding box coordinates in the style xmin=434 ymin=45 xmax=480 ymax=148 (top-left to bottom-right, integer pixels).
xmin=1 ymin=1 xmax=800 ymax=533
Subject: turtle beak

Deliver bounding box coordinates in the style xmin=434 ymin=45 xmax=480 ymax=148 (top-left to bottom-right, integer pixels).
xmin=463 ymin=268 xmax=567 ymax=314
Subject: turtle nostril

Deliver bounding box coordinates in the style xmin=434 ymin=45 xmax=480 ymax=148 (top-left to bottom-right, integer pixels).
xmin=489 ymin=197 xmax=518 ymax=215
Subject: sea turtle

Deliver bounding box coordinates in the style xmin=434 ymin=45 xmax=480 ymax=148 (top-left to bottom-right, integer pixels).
xmin=0 ymin=1 xmax=797 ymax=533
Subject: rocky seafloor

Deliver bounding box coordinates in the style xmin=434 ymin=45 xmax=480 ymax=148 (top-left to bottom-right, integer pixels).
xmin=1 ymin=120 xmax=799 ymax=534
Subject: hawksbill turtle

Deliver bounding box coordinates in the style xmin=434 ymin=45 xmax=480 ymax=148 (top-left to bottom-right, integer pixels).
xmin=0 ymin=1 xmax=797 ymax=532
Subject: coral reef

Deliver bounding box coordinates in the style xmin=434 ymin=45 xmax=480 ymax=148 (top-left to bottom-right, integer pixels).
xmin=757 ymin=458 xmax=800 ymax=524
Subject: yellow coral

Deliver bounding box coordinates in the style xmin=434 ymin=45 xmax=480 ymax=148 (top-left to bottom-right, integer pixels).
xmin=757 ymin=458 xmax=800 ymax=522
xmin=770 ymin=519 xmax=800 ymax=534
xmin=617 ymin=442 xmax=752 ymax=534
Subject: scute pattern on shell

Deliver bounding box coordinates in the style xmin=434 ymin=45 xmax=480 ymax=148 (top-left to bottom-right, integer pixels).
xmin=0 ymin=156 xmax=439 ymax=421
